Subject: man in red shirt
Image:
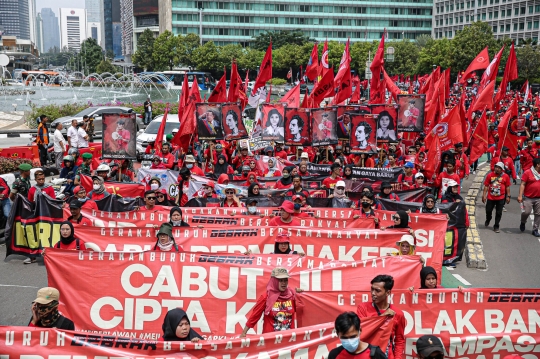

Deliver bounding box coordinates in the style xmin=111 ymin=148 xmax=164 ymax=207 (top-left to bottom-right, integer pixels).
xmin=232 ymin=146 xmax=252 ymax=172
xmin=322 ymin=163 xmax=343 ymax=189
xmin=397 ymin=162 xmax=416 ymax=189
xmin=518 ymin=157 xmax=540 ymax=237
xmin=490 ymin=146 xmax=516 ymax=182
xmin=274 ymin=143 xmax=288 ymax=160
xmin=482 ymin=162 xmax=511 ymax=233
xmin=435 ymin=161 xmax=461 ymax=198
xmin=160 ymin=143 xmax=175 ymax=170
xmin=356 ymin=275 xmax=405 ymax=359
xmin=184 ymin=155 xmax=205 ymax=176
xmin=28 ymin=170 xmax=56 ymax=203
xmin=454 ymin=142 xmax=470 ymax=182
xmin=140 ymin=190 xmax=165 ymax=211
xmin=285 ymin=176 xmax=310 ymax=198
xmin=67 ymin=201 xmax=92 ymax=227
xmin=519 ymin=138 xmax=537 ymax=173
xmin=269 ymin=201 xmax=301 ymax=226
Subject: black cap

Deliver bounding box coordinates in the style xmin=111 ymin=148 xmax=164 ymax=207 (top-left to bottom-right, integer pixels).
xmin=69 ymin=200 xmax=82 ymax=209
xmin=501 ymin=146 xmax=509 ymax=151
xmin=416 ymin=335 xmax=444 ymax=357
xmin=454 ymin=142 xmax=463 ymax=148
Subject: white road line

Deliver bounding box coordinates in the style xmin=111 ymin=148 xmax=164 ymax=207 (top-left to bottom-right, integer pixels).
xmin=0 ymin=284 xmax=40 ymax=289
xmin=452 ymin=274 xmax=471 ymax=286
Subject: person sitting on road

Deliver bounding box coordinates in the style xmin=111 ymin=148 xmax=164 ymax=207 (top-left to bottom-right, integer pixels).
xmin=161 ymin=308 xmax=203 ymax=342
xmin=29 ymin=287 xmax=74 ymax=330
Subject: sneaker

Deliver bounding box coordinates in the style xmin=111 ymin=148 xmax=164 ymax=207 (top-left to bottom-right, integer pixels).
xmin=473 ymin=170 xmax=476 ymax=174
xmin=503 ymin=207 xmax=507 ymax=212
xmin=485 ymin=220 xmax=490 ymax=227
xmin=534 ymin=230 xmax=540 ymax=237
xmin=494 ymin=227 xmax=500 ymax=233
xmin=23 ymin=258 xmax=36 ymax=264
xmin=520 ymin=223 xmax=526 ymax=232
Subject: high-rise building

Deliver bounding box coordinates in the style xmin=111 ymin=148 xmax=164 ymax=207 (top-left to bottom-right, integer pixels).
xmin=433 ymin=0 xmax=540 ymax=43
xmin=132 ymin=0 xmax=159 ymax=54
xmin=167 ymin=0 xmax=433 ymax=46
xmin=59 ymin=8 xmax=87 ymax=52
xmin=0 ymin=0 xmax=31 ymax=40
xmin=112 ymin=22 xmax=122 ymax=57
xmin=41 ymin=8 xmax=61 ymax=52
xmin=35 ymin=12 xmax=43 ymax=53
xmin=120 ymin=0 xmax=133 ymax=58
xmin=103 ymin=0 xmax=121 ymax=55
xmin=85 ymin=0 xmax=102 ymax=22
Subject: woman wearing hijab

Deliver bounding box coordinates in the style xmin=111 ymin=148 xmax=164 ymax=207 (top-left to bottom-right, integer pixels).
xmin=343 ymin=164 xmax=354 ymax=180
xmin=243 ymin=171 xmax=259 ymax=187
xmin=213 ymin=155 xmax=234 ymax=178
xmin=417 ymin=194 xmax=440 ymax=214
xmin=272 ymin=233 xmax=305 ymax=256
xmin=156 ymin=189 xmax=174 ymax=206
xmin=408 ymin=266 xmax=463 ymax=292
xmin=264 ymin=158 xmax=282 ymax=177
xmin=273 ymin=166 xmax=294 ymax=189
xmin=154 ymin=223 xmax=181 ymax=252
xmin=88 ymin=176 xmax=110 ymax=201
xmin=240 ymin=267 xmax=301 ymax=336
xmin=377 ymin=181 xmax=400 ymax=201
xmin=55 ymin=221 xmax=85 ymax=250
xmin=381 ymin=210 xmax=414 ymax=235
xmin=248 ymin=183 xmax=263 ymax=198
xmin=161 ymin=308 xmax=203 ymax=342
xmin=217 ymin=173 xmax=230 ymax=185
xmin=169 ymin=207 xmax=190 ymax=227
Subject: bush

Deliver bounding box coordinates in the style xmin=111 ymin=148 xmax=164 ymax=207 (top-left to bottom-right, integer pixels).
xmin=267 ymin=78 xmax=287 ymax=85
xmin=0 ymin=157 xmax=34 ymax=175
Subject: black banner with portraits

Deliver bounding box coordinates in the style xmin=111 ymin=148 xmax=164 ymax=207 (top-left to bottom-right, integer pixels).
xmin=349 ymin=114 xmax=378 ymax=154
xmin=397 ymin=94 xmax=426 ymax=132
xmin=284 ymin=108 xmax=311 ymax=146
xmin=260 ymin=103 xmax=286 ymax=142
xmin=311 ymin=107 xmax=338 ymax=146
xmin=336 ymin=105 xmax=370 ymax=141
xmin=196 ymin=103 xmax=224 ymax=140
xmin=221 ymin=103 xmax=248 ymax=141
xmin=102 ymin=113 xmax=137 ymax=159
xmin=370 ymin=104 xmax=398 ymax=143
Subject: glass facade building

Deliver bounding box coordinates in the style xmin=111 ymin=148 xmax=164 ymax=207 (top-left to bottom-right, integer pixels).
xmin=0 ymin=0 xmax=31 ymax=40
xmin=41 ymin=8 xmax=60 ymax=52
xmin=170 ymin=0 xmax=433 ymax=46
xmin=433 ymin=0 xmax=540 ymax=43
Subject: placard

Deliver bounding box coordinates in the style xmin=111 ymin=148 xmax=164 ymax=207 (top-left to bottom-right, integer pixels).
xmin=284 ymin=107 xmax=311 ymax=146
xmin=371 ymin=104 xmax=398 ymax=142
xmin=221 ymin=103 xmax=248 ymax=140
xmin=260 ymin=103 xmax=285 ymax=142
xmin=311 ymin=107 xmax=338 ymax=146
xmin=102 ymin=113 xmax=136 ymax=159
xmin=397 ymin=94 xmax=426 ymax=132
xmin=196 ymin=103 xmax=223 ymax=140
xmin=349 ymin=114 xmax=378 ymax=153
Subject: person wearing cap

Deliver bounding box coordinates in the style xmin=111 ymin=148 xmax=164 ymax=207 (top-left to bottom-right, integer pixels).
xmin=490 ymin=146 xmax=517 ymax=182
xmin=482 ymin=161 xmax=511 ymax=233
xmin=56 ymin=220 xmax=85 ymax=250
xmin=291 ymin=194 xmax=310 ymax=215
xmin=183 ymin=154 xmax=204 ymax=176
xmin=357 ymin=275 xmax=405 ymax=359
xmin=155 ymin=189 xmax=173 ymax=206
xmin=389 ymin=235 xmax=425 ymax=266
xmin=329 ymin=180 xmax=354 ymax=207
xmin=241 ymin=267 xmax=301 ymax=336
xmin=272 ymin=233 xmax=305 ymax=255
xmin=519 ymin=138 xmax=538 ymax=173
xmin=75 ymin=153 xmax=93 ymax=185
xmin=397 ymin=162 xmax=416 ymax=190
xmin=28 ymin=169 xmax=56 ymax=203
xmin=154 ymin=223 xmax=181 ymax=251
xmin=299 ymin=152 xmax=310 ymax=165
xmin=435 ymin=160 xmax=461 ymax=199
xmin=221 ymin=184 xmax=244 ymax=207
xmin=52 ymin=122 xmax=66 ymax=169
xmin=269 ymin=200 xmax=301 ymax=226
xmin=284 ymin=175 xmax=310 ymax=198
xmin=73 ymin=185 xmax=98 ymax=210
xmin=9 ymin=163 xmax=32 ymax=201
xmin=148 ymin=176 xmax=162 ymax=192
xmin=415 ymin=335 xmax=445 ymax=359
xmin=441 ymin=180 xmax=464 ymax=204
xmin=88 ymin=175 xmax=110 ymax=201
xmin=29 ymin=287 xmax=74 ymax=330
xmin=453 ymin=142 xmax=469 ymax=182
xmin=518 ymin=157 xmax=540 ymax=237
xmin=377 ymin=181 xmax=400 ymax=201
xmin=197 ymin=181 xmax=218 ymax=199
xmin=233 ymin=164 xmax=251 ymax=181
xmin=328 ymin=311 xmax=387 ymax=359
xmin=414 ymin=172 xmax=427 ymax=188
xmin=67 ymin=200 xmax=92 ymax=226
xmin=322 ymin=163 xmax=343 ymax=189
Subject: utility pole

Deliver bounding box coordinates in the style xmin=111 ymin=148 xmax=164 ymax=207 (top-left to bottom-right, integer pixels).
xmin=199 ymin=8 xmax=203 ymax=45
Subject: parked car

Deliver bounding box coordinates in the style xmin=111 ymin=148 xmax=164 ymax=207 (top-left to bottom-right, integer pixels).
xmin=136 ymin=114 xmax=180 ymax=161
xmin=49 ymin=106 xmax=144 ymax=138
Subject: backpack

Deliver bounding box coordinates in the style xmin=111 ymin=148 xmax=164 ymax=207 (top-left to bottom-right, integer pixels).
xmin=368 ymin=344 xmax=388 ymax=359
xmin=56 ymin=238 xmax=80 ymax=250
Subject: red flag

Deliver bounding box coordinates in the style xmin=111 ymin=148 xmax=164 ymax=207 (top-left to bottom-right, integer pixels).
xmin=494 ymin=42 xmax=518 ymax=110
xmin=238 ymin=69 xmax=249 ymax=110
xmin=333 ymin=39 xmax=352 ymax=105
xmin=189 ymin=76 xmax=202 ymax=103
xmin=497 ymin=99 xmax=519 ymax=158
xmin=153 ymin=104 xmax=169 ymax=156
xmin=460 ymin=47 xmax=490 ymax=84
xmin=434 ymin=104 xmax=464 ymax=152
xmin=207 ymin=69 xmax=227 ymax=103
xmin=305 ymin=43 xmax=319 ymax=81
xmin=280 ymin=83 xmax=301 ymax=107
xmin=287 ymin=68 xmax=292 ymax=80
xmin=227 ymin=61 xmax=240 ymax=103
xmin=310 ymin=67 xmax=334 ymax=106
xmin=178 ymin=75 xmax=190 ymax=120
xmin=471 ymin=80 xmax=495 ymax=113
xmin=479 ymin=46 xmax=504 ymax=90
xmin=266 ymin=84 xmax=272 ymax=103
xmin=300 ymin=87 xmax=311 ymax=108
xmin=423 ymin=134 xmax=441 ymax=180
xmin=318 ymin=40 xmax=330 ymax=79
xmin=369 ymin=31 xmax=385 ymax=104
xmin=251 ymin=42 xmax=272 ymax=96
xmin=469 ymin=109 xmax=488 ymax=163
xmin=171 ymin=77 xmax=201 ymax=152
xmin=383 ymin=67 xmax=400 ymax=102
xmin=350 ymin=77 xmax=361 ymax=103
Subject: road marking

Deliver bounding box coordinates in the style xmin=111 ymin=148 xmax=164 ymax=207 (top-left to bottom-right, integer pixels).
xmin=452 ymin=274 xmax=471 ymax=286
xmin=0 ymin=284 xmax=40 ymax=289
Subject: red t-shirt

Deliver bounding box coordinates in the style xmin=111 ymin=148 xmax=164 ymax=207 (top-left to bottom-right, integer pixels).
xmin=328 ymin=346 xmax=372 ymax=359
xmin=521 ymin=169 xmax=540 ymax=198
xmin=245 ymin=292 xmax=296 ymax=333
xmin=81 ymin=199 xmax=98 ymax=211
xmin=483 ymin=171 xmax=511 ymax=201
xmin=435 ymin=172 xmax=461 ymax=198
xmin=269 ymin=216 xmax=301 ymax=226
xmin=221 ymin=201 xmax=244 ymax=207
xmin=161 ymin=153 xmax=175 ymax=169
xmin=69 ymin=215 xmax=92 ymax=227
xmin=56 ymin=238 xmax=86 ymax=250
xmin=322 ymin=176 xmax=343 ymax=189
xmin=28 ymin=186 xmax=56 ymax=203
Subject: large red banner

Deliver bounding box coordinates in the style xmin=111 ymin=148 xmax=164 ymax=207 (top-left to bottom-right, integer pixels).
xmin=0 ymin=318 xmax=393 ymax=358
xmin=44 ymin=249 xmax=420 ymax=338
xmin=298 ymin=289 xmax=540 ymax=358
xmin=80 ymin=174 xmax=146 ymax=198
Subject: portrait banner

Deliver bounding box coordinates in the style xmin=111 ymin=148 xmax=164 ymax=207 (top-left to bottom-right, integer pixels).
xmin=196 ymin=103 xmax=223 ymax=140
xmin=102 ymin=113 xmax=137 ymax=159
xmin=221 ymin=103 xmax=248 ymax=141
xmin=397 ymin=94 xmax=426 ymax=132
xmin=284 ymin=107 xmax=311 ymax=146
xmin=44 ymin=248 xmax=418 ymax=338
xmin=311 ymin=107 xmax=338 ymax=146
xmin=337 ymin=105 xmax=371 ymax=141
xmin=349 ymin=114 xmax=378 ymax=153
xmin=370 ymin=104 xmax=398 ymax=143
xmin=260 ymin=103 xmax=285 ymax=142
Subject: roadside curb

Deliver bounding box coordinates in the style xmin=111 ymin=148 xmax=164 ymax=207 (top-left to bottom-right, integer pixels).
xmin=0 ymin=133 xmax=34 ymax=138
xmin=465 ymin=165 xmax=489 ymax=269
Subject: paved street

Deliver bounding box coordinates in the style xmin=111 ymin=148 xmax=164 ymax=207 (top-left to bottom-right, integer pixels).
xmin=0 ymin=137 xmax=33 ymax=148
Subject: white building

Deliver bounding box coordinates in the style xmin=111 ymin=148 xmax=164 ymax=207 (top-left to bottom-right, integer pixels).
xmin=87 ymin=21 xmax=102 ymax=46
xmin=59 ymin=8 xmax=87 ymax=52
xmin=29 ymin=0 xmax=37 ymax=44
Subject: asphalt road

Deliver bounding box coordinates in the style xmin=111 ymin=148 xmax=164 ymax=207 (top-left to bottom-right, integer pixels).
xmin=0 ymin=137 xmax=33 ymax=148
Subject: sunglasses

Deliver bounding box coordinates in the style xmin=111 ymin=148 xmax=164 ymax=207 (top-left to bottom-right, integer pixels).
xmin=157 ymin=195 xmax=164 ymax=199
xmin=146 ymin=197 xmax=156 ymax=200
xmin=225 ymin=191 xmax=234 ymax=195
xmin=392 ymin=216 xmax=401 ymax=221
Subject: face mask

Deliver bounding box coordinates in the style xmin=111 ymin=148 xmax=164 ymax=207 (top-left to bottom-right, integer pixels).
xmin=283 ymin=173 xmax=290 ymax=178
xmin=158 ymin=240 xmax=173 ymax=251
xmin=171 ymin=220 xmax=183 ymax=226
xmin=340 ymin=337 xmax=359 ymax=353
xmin=361 ymin=202 xmax=370 ymax=209
xmin=93 ymin=184 xmax=100 ymax=191
xmin=248 ymin=206 xmax=257 ymax=214
xmin=78 ymin=197 xmax=87 ymax=202
xmin=150 ymin=183 xmax=159 ymax=190
xmin=186 ymin=164 xmax=194 ymax=169
xmin=335 ymin=188 xmax=345 ymax=195
xmin=294 ymin=203 xmax=301 ymax=210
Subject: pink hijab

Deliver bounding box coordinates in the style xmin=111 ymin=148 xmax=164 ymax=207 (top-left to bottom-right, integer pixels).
xmin=265 ymin=277 xmax=295 ymax=315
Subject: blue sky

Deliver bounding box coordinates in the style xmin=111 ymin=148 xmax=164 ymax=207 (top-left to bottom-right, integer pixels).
xmin=37 ymin=0 xmax=85 ymax=12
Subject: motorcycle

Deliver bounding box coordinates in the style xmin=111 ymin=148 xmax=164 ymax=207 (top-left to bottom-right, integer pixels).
xmin=50 ymin=177 xmax=69 ymax=200
xmin=141 ymin=154 xmax=154 ymax=169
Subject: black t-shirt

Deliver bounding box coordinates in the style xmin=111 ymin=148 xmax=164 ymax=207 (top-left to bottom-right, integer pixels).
xmin=30 ymin=315 xmax=75 ymax=330
xmin=328 ymin=344 xmax=387 ymax=359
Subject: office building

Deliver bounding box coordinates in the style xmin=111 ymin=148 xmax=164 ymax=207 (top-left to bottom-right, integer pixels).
xmin=0 ymin=0 xmax=31 ymax=40
xmin=132 ymin=0 xmax=159 ymax=53
xmin=433 ymin=0 xmax=540 ymax=42
xmin=103 ymin=0 xmax=121 ymax=54
xmin=112 ymin=22 xmax=122 ymax=57
xmin=87 ymin=21 xmax=102 ymax=44
xmin=167 ymin=0 xmax=433 ymax=46
xmin=41 ymin=8 xmax=61 ymax=52
xmin=120 ymin=0 xmax=133 ymax=57
xmin=85 ymin=0 xmax=102 ymax=22
xmin=59 ymin=8 xmax=87 ymax=52
xmin=35 ymin=12 xmax=43 ymax=53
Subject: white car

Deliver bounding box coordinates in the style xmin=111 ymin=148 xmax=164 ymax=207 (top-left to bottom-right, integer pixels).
xmin=136 ymin=114 xmax=180 ymax=160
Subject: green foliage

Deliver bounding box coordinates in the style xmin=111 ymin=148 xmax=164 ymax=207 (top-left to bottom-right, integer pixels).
xmin=96 ymin=59 xmax=118 ymax=74
xmin=0 ymin=157 xmax=34 ymax=175
xmin=132 ymin=29 xmax=156 ymax=71
xmin=326 ymin=41 xmax=345 ymax=70
xmin=252 ymin=29 xmax=313 ymax=51
xmin=385 ymin=40 xmax=420 ymax=75
xmin=450 ymin=22 xmax=500 ymax=74
xmin=516 ymin=44 xmax=540 ymax=79
xmin=78 ymin=38 xmax=104 ymax=75
xmin=237 ymin=47 xmax=265 ymax=70
xmin=416 ymin=38 xmax=453 ymax=74
xmin=192 ymin=41 xmax=221 ymax=71
xmin=177 ymin=33 xmax=201 ymax=67
xmin=267 ymin=78 xmax=287 ymax=85
xmin=350 ymin=41 xmax=379 ymax=72
xmin=415 ymin=34 xmax=432 ymax=48
xmin=153 ymin=31 xmax=180 ymax=71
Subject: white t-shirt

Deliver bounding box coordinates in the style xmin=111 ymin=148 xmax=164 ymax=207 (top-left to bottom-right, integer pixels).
xmin=78 ymin=127 xmax=89 ymax=148
xmin=53 ymin=129 xmax=65 ymax=153
xmin=67 ymin=126 xmax=79 ymax=148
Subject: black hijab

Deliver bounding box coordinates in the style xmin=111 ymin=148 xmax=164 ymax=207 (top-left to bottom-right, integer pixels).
xmin=442 ymin=185 xmax=463 ymax=202
xmin=169 ymin=207 xmax=190 ymax=227
xmin=379 ymin=181 xmax=392 ymax=199
xmin=213 ymin=155 xmax=229 ymax=177
xmin=161 ymin=308 xmax=203 ymax=341
xmin=389 ymin=210 xmax=410 ymax=228
xmin=60 ymin=221 xmax=75 ymax=245
xmin=420 ymin=266 xmax=438 ymax=289
xmin=421 ymin=194 xmax=438 ymax=213
xmin=343 ymin=164 xmax=354 ymax=180
xmin=278 ymin=166 xmax=294 ymax=186
xmin=248 ymin=183 xmax=262 ymax=197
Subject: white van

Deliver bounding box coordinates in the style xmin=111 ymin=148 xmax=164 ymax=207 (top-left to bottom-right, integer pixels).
xmin=136 ymin=114 xmax=180 ymax=160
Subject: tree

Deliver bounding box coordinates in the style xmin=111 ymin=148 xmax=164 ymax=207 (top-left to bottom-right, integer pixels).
xmin=192 ymin=41 xmax=221 ymax=71
xmin=252 ymin=29 xmax=313 ymax=51
xmin=177 ymin=33 xmax=200 ymax=67
xmin=384 ymin=40 xmax=420 ymax=75
xmin=516 ymin=44 xmax=540 ymax=79
xmin=350 ymin=41 xmax=379 ymax=73
xmin=415 ymin=34 xmax=432 ymax=48
xmin=238 ymin=47 xmax=264 ymax=71
xmin=96 ymin=59 xmax=118 ymax=74
xmin=450 ymin=21 xmax=499 ymax=74
xmin=153 ymin=30 xmax=180 ymax=71
xmin=273 ymin=43 xmax=311 ymax=71
xmin=416 ymin=38 xmax=453 ymax=74
xmin=79 ymin=38 xmax=104 ymax=75
xmin=217 ymin=44 xmax=245 ymax=70
xmin=132 ymin=29 xmax=156 ymax=71
xmin=326 ymin=41 xmax=345 ymax=70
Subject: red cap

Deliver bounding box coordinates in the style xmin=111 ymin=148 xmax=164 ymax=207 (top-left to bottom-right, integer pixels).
xmin=205 ymin=181 xmax=215 ymax=189
xmin=73 ymin=186 xmax=83 ymax=194
xmin=292 ymin=194 xmax=303 ymax=202
xmin=275 ymin=233 xmax=290 ymax=243
xmin=280 ymin=200 xmax=295 ymax=214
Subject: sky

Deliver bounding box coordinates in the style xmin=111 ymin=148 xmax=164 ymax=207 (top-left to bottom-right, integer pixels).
xmin=36 ymin=0 xmax=85 ymax=12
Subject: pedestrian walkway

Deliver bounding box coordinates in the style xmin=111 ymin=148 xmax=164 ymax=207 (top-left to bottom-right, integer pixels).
xmin=0 ymin=111 xmax=31 ymax=130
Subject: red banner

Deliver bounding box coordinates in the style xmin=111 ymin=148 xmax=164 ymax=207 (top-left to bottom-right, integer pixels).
xmin=299 ymin=288 xmax=540 ymax=358
xmin=80 ymin=174 xmax=146 ymax=198
xmin=0 ymin=318 xmax=393 ymax=358
xmin=44 ymin=249 xmax=416 ymax=338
